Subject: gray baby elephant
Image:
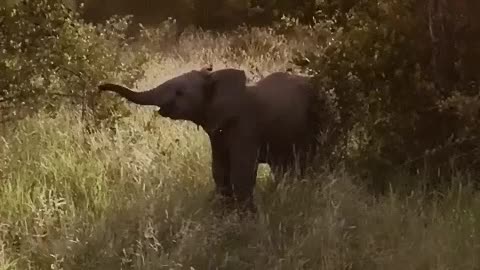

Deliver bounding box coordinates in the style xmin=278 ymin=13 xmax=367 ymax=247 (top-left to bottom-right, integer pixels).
xmin=98 ymin=66 xmax=321 ymax=213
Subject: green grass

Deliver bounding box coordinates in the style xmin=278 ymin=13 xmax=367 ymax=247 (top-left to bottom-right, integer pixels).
xmin=1 ymin=32 xmax=480 ymax=270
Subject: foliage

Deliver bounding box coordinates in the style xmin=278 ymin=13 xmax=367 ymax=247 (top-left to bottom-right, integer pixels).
xmin=0 ymin=0 xmax=151 ymax=126
xmin=288 ymin=0 xmax=480 ymax=189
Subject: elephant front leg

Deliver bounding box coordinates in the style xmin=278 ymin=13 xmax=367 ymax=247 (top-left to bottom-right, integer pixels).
xmin=228 ymin=137 xmax=260 ymax=213
xmin=209 ymin=135 xmax=232 ymax=200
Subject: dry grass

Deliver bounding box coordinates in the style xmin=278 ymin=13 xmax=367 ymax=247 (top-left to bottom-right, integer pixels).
xmin=1 ymin=31 xmax=480 ymax=270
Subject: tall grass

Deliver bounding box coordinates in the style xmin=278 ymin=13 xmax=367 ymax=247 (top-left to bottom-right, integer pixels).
xmin=1 ymin=31 xmax=480 ymax=270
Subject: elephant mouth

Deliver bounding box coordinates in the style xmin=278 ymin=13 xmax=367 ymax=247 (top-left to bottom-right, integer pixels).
xmin=157 ymin=107 xmax=169 ymax=116
xmin=158 ymin=108 xmax=174 ymax=118
xmin=157 ymin=103 xmax=192 ymax=121
xmin=158 ymin=106 xmax=182 ymax=120
xmin=158 ymin=102 xmax=175 ymax=116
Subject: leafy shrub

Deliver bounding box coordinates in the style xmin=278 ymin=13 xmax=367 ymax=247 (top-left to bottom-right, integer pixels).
xmin=293 ymin=0 xmax=480 ymax=188
xmin=0 ymin=0 xmax=151 ymax=127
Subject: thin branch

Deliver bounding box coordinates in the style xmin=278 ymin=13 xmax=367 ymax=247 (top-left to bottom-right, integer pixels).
xmin=55 ymin=65 xmax=93 ymax=85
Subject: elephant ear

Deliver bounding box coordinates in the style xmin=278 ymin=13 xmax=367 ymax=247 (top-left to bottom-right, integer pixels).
xmin=204 ymin=68 xmax=246 ymax=99
xmin=202 ymin=68 xmax=248 ymax=132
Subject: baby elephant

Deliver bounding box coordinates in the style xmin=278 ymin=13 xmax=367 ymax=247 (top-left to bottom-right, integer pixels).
xmin=98 ymin=66 xmax=321 ymax=212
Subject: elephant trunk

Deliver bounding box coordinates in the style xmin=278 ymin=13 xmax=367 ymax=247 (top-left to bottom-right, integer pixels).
xmin=98 ymin=83 xmax=163 ymax=106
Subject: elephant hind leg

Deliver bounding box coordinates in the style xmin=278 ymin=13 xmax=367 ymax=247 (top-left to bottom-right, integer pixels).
xmin=268 ymin=159 xmax=298 ymax=185
xmin=268 ymin=150 xmax=313 ymax=184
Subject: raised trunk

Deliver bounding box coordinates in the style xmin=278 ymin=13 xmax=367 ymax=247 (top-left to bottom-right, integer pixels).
xmin=98 ymin=83 xmax=164 ymax=106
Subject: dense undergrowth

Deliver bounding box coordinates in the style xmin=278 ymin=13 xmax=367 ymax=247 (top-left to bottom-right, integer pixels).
xmin=2 ymin=103 xmax=480 ymax=269
xmin=2 ymin=0 xmax=480 ymax=269
xmin=3 ymin=95 xmax=480 ymax=270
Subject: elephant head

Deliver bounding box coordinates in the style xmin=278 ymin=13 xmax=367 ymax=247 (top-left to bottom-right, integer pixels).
xmin=98 ymin=66 xmax=248 ymax=132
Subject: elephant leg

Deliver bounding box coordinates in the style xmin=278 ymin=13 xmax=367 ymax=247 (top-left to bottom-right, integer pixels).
xmin=268 ymin=150 xmax=295 ymax=180
xmin=283 ymin=143 xmax=317 ymax=179
xmin=209 ymin=134 xmax=232 ymax=200
xmin=228 ymin=134 xmax=260 ymax=213
xmin=268 ymin=150 xmax=307 ymax=185
xmin=269 ymin=160 xmax=291 ymax=185
xmin=295 ymin=142 xmax=320 ymax=178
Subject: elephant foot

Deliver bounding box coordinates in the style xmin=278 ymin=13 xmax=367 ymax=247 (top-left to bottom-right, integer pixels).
xmin=207 ymin=187 xmax=233 ymax=202
xmin=233 ymin=201 xmax=258 ymax=222
xmin=208 ymin=188 xmax=235 ymax=214
xmin=208 ymin=190 xmax=257 ymax=218
xmin=232 ymin=196 xmax=257 ymax=217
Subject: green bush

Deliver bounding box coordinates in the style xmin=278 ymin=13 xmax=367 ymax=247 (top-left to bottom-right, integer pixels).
xmin=0 ymin=0 xmax=152 ymax=127
xmin=294 ymin=0 xmax=480 ymax=188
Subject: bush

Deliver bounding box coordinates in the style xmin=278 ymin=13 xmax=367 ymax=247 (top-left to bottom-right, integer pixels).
xmin=0 ymin=0 xmax=152 ymax=127
xmin=294 ymin=0 xmax=480 ymax=189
